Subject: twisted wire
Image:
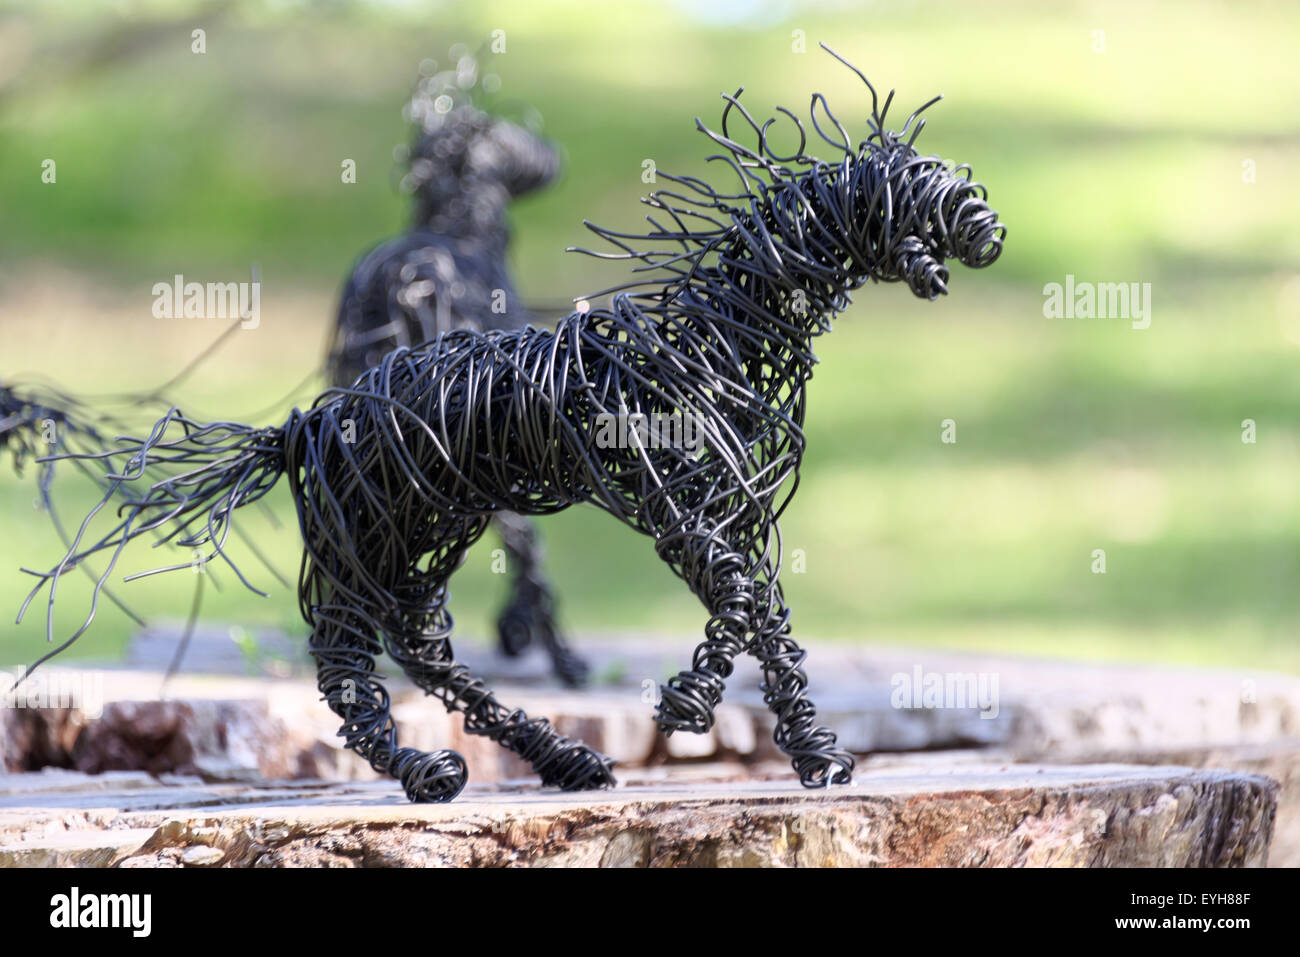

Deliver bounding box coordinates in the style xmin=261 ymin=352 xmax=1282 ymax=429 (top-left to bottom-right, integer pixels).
xmin=24 ymin=46 xmax=1004 ymax=800
xmin=2 ymin=380 xmax=204 ymax=644
xmin=4 ymin=316 xmax=296 ymax=684
xmin=399 ymin=42 xmax=558 ymax=229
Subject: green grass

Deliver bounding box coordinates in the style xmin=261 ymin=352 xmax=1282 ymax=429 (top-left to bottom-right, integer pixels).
xmin=1 ymin=0 xmax=1297 ymax=673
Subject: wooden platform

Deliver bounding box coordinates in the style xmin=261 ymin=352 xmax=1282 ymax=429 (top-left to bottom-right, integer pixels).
xmin=0 ymin=759 xmax=1278 ymax=867
xmin=4 ymin=638 xmax=1298 ymax=866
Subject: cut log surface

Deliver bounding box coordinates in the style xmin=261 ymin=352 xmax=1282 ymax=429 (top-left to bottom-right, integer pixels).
xmin=4 ymin=639 xmax=1297 ymax=865
xmin=0 ymin=761 xmax=1277 ymax=868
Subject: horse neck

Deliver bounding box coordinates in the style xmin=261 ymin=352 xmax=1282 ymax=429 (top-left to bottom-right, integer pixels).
xmin=662 ymin=215 xmax=854 ymax=395
xmin=626 ymin=269 xmax=821 ymax=429
xmin=414 ymin=183 xmax=511 ymax=245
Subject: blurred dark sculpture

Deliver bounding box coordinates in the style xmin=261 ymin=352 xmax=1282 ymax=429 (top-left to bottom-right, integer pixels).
xmin=328 ymin=49 xmax=587 ymax=686
xmin=25 ymin=47 xmax=1006 ymax=803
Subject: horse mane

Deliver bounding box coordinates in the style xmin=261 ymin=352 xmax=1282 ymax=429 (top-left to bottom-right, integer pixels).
xmin=565 ymin=43 xmax=1006 ymax=363
xmin=568 ymin=45 xmax=943 ymax=312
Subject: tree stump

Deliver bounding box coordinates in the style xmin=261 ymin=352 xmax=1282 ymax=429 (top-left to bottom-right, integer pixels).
xmin=0 ymin=761 xmax=1276 ymax=867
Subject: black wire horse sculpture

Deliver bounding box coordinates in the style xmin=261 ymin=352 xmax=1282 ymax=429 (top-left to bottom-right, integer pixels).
xmin=328 ymin=49 xmax=589 ymax=686
xmin=21 ymin=47 xmax=1005 ymax=803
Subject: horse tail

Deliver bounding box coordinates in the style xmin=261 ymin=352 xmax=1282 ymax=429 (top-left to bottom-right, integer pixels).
xmin=15 ymin=406 xmax=297 ymax=674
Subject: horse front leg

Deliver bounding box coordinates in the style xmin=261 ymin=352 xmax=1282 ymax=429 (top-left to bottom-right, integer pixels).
xmin=745 ymin=583 xmax=854 ymax=787
xmin=653 ymin=524 xmax=756 ymax=736
xmin=652 ymin=520 xmax=853 ymax=788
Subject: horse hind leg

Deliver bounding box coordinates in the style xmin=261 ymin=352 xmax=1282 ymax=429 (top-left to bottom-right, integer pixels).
xmin=306 ymin=593 xmax=469 ymax=803
xmin=493 ymin=511 xmax=590 ymax=687
xmin=385 ymin=531 xmax=615 ymax=792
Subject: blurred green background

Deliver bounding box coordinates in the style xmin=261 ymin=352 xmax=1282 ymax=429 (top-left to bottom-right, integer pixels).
xmin=1 ymin=0 xmax=1297 ymax=671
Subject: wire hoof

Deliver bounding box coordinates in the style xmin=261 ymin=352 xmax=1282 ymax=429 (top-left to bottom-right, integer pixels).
xmin=501 ymin=717 xmax=616 ymax=790
xmin=546 ymin=743 xmax=617 ymax=792
xmin=545 ymin=636 xmax=591 ymax=689
xmin=794 ymin=751 xmax=856 ymax=788
xmin=393 ymin=747 xmax=469 ymax=803
xmin=655 ymin=669 xmax=724 ymax=735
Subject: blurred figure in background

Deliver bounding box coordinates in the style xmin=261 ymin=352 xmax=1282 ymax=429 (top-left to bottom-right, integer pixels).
xmin=327 ymin=46 xmax=588 ymax=686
